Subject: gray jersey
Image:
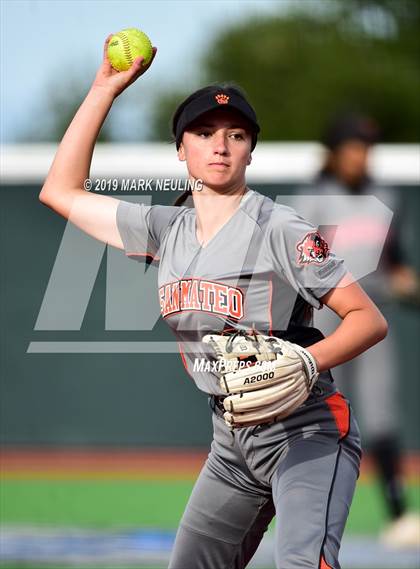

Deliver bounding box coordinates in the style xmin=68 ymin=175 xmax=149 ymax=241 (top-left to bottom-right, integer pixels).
xmin=116 ymin=189 xmax=346 ymax=394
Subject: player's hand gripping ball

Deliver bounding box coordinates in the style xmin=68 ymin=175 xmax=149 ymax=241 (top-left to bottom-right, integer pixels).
xmin=107 ymin=28 xmax=153 ymax=71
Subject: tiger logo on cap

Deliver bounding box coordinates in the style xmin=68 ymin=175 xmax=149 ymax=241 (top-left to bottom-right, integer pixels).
xmin=215 ymin=94 xmax=229 ymax=105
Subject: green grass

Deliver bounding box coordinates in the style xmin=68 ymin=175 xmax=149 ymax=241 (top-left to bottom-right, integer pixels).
xmin=1 ymin=479 xmax=418 ymax=569
xmin=348 ymin=480 xmax=419 ymax=533
xmin=0 ymin=480 xmax=192 ymax=529
xmin=1 ymin=478 xmax=419 ymax=534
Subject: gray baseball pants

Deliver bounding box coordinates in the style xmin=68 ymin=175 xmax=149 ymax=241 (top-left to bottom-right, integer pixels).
xmin=168 ymin=388 xmax=361 ymax=569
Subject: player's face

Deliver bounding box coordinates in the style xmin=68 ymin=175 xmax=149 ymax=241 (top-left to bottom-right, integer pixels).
xmin=178 ymin=108 xmax=253 ymax=191
xmin=331 ymin=140 xmax=370 ymax=186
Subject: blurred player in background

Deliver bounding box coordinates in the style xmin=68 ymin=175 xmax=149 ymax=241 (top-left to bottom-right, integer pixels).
xmin=303 ymin=113 xmax=420 ymax=548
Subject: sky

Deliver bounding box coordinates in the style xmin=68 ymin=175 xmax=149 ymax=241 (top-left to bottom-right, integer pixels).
xmin=0 ymin=0 xmax=291 ymax=143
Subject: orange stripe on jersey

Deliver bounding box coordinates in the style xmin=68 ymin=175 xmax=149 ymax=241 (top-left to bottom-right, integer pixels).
xmin=320 ymin=555 xmax=333 ymax=569
xmin=325 ymin=391 xmax=350 ymax=439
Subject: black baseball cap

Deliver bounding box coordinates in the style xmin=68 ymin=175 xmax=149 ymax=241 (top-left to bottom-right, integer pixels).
xmin=323 ymin=113 xmax=380 ymax=150
xmin=172 ymin=85 xmax=260 ymax=151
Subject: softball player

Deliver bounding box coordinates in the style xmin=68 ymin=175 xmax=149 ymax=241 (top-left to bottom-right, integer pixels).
xmin=39 ymin=37 xmax=388 ymax=568
xmin=299 ymin=113 xmax=420 ymax=548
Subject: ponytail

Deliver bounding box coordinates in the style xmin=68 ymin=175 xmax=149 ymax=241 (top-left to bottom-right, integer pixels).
xmin=173 ymin=188 xmax=193 ymax=207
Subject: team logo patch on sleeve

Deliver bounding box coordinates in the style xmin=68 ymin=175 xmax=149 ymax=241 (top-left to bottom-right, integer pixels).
xmin=296 ymin=232 xmax=330 ymax=265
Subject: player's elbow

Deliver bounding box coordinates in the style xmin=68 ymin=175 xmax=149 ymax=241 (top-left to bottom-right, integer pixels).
xmin=39 ymin=190 xmax=49 ymax=206
xmin=39 ymin=186 xmax=46 ymax=203
xmin=39 ymin=185 xmax=53 ymax=207
xmin=38 ymin=185 xmax=74 ymax=220
xmin=372 ymin=310 xmax=388 ymax=344
xmin=378 ymin=313 xmax=388 ymax=340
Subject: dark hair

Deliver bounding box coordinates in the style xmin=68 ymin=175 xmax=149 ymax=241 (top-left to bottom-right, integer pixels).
xmin=172 ymin=83 xmax=259 ymax=207
xmin=318 ymin=112 xmax=380 ymax=189
xmin=173 ymin=188 xmax=192 ymax=207
xmin=322 ymin=112 xmax=380 ymax=151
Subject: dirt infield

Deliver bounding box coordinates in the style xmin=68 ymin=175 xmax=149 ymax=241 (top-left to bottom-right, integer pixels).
xmin=1 ymin=448 xmax=419 ymax=480
xmin=0 ymin=448 xmax=207 ymax=480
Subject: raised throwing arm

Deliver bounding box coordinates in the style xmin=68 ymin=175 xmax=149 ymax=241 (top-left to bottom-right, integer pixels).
xmin=39 ymin=35 xmax=157 ymax=248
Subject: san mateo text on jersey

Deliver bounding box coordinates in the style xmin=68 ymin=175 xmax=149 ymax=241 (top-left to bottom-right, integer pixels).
xmin=159 ymin=279 xmax=243 ymax=319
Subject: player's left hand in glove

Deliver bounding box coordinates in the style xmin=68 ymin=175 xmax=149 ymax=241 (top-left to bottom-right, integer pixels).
xmin=203 ymin=329 xmax=319 ymax=428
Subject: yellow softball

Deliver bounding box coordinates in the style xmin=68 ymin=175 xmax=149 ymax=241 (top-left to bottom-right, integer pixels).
xmin=107 ymin=28 xmax=153 ymax=72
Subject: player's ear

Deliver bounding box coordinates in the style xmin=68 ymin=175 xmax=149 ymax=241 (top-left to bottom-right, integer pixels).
xmin=247 ymin=153 xmax=252 ymax=166
xmin=178 ymin=142 xmax=186 ymax=162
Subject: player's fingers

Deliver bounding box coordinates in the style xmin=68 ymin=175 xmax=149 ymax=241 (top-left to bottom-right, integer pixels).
xmin=112 ymin=59 xmax=141 ymax=89
xmin=143 ymin=47 xmax=157 ymax=70
xmin=135 ymin=47 xmax=157 ymax=75
xmin=103 ymin=33 xmax=114 ymax=62
xmin=148 ymin=47 xmax=158 ymax=65
xmin=125 ymin=48 xmax=157 ymax=81
xmin=123 ymin=56 xmax=145 ymax=80
xmin=101 ymin=34 xmax=117 ymax=75
xmin=149 ymin=47 xmax=158 ymax=64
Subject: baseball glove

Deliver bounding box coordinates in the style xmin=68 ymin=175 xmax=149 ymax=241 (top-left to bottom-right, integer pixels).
xmin=203 ymin=329 xmax=319 ymax=428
